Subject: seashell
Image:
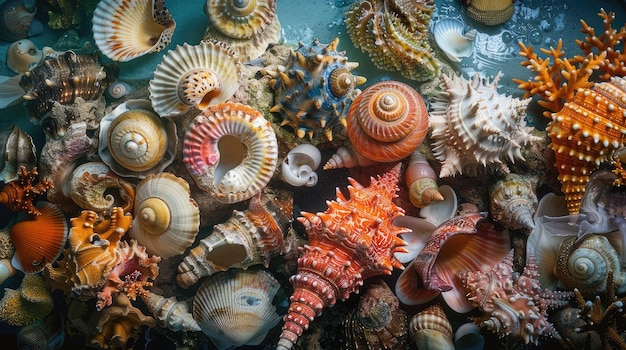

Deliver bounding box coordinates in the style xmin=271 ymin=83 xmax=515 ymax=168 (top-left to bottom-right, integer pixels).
xmin=347 ymin=80 xmax=428 ymax=162
xmin=576 ymin=169 xmax=626 ymax=241
xmin=323 ymin=141 xmax=377 ymax=170
xmin=465 ymin=0 xmax=515 ymax=26
xmin=68 ymin=162 xmax=135 ymax=215
xmin=489 ymin=173 xmax=538 ymax=230
xmin=392 ymin=215 xmax=437 ymax=264
xmin=92 ymin=0 xmax=176 ymax=62
xmin=16 ymin=309 xmax=65 ymax=350
xmin=6 ymin=39 xmax=42 ymax=73
xmin=107 ymin=81 xmax=132 ymax=99
xmin=0 ymin=258 xmax=17 ymax=284
xmin=177 ymin=192 xmax=289 ymax=288
xmin=534 ymin=192 xmax=569 ymax=219
xmin=418 ymin=185 xmax=458 ymax=227
xmin=0 ymin=0 xmax=41 ymax=41
xmin=405 ymin=150 xmax=443 ymax=208
xmin=149 ymin=40 xmax=241 ymax=117
xmin=98 ymin=99 xmax=177 ymax=178
xmin=429 ymin=72 xmax=541 ymax=177
xmin=129 ymin=172 xmax=200 ymax=259
xmin=0 ymin=74 xmax=26 ymax=109
xmin=281 ymin=143 xmax=322 ymax=187
xmin=142 ymin=293 xmax=201 ymax=332
xmin=454 ymin=322 xmax=485 ymax=350
xmin=268 ymin=38 xmax=366 ymax=140
xmin=432 ymin=18 xmax=477 ymax=63
xmin=0 ymin=274 xmax=54 ymax=327
xmin=548 ymin=75 xmax=626 ymax=214
xmin=193 ymin=269 xmax=283 ymax=350
xmin=10 ymin=201 xmax=68 ymax=274
xmin=0 ymin=124 xmax=36 ymax=183
xmin=183 ymin=101 xmax=278 ymax=203
xmin=409 ymin=304 xmax=454 ymax=350
xmin=203 ymin=0 xmax=281 ymax=62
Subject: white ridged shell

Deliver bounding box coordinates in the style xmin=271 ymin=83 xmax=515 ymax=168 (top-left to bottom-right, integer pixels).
xmin=142 ymin=293 xmax=201 ymax=332
xmin=432 ymin=18 xmax=476 ymax=63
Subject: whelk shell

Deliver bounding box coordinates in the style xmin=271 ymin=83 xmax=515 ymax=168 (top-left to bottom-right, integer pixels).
xmin=142 ymin=293 xmax=200 ymax=332
xmin=405 ymin=149 xmax=444 ymax=208
xmin=0 ymin=124 xmax=36 ymax=183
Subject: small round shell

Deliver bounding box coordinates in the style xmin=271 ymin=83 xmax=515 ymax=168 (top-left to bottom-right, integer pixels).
xmin=432 ymin=18 xmax=476 ymax=63
xmin=281 ymin=144 xmax=322 ymax=187
xmin=149 ymin=40 xmax=241 ymax=117
xmin=183 ymin=101 xmax=278 ymax=203
xmin=6 ymin=39 xmax=42 ymax=73
xmin=92 ymin=0 xmax=176 ymax=62
xmin=128 ymin=172 xmax=200 ymax=259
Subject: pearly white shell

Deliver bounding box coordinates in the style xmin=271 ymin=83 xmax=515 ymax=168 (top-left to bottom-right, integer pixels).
xmin=432 ymin=18 xmax=476 ymax=63
xmin=418 ymin=185 xmax=458 ymax=227
xmin=281 ymin=143 xmax=322 ymax=187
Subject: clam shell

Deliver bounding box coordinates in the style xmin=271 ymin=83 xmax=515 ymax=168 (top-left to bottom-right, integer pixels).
xmin=149 ymin=40 xmax=241 ymax=117
xmin=432 ymin=18 xmax=476 ymax=63
xmin=92 ymin=0 xmax=176 ymax=62
xmin=193 ymin=269 xmax=282 ymax=349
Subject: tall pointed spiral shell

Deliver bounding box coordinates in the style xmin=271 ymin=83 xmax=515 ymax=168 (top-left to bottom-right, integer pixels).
xmin=347 ymin=81 xmax=428 ymax=162
xmin=489 ymin=173 xmax=538 ymax=230
xmin=149 ymin=40 xmax=241 ymax=117
xmin=183 ymin=102 xmax=278 ymax=203
xmin=142 ymin=293 xmax=201 ymax=332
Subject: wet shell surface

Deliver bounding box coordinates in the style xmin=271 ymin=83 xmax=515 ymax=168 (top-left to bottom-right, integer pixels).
xmin=193 ymin=269 xmax=282 ymax=350
xmin=6 ymin=39 xmax=42 ymax=73
xmin=405 ymin=149 xmax=443 ymax=208
xmin=347 ymin=80 xmax=429 ymax=162
xmin=432 ymin=18 xmax=477 ymax=63
xmin=149 ymin=40 xmax=241 ymax=117
xmin=128 ymin=172 xmax=200 ymax=259
xmin=466 ymin=0 xmax=515 ymax=26
xmin=92 ymin=0 xmax=176 ymax=62
xmin=489 ymin=173 xmax=538 ymax=230
xmin=183 ymin=101 xmax=278 ymax=203
xmin=0 ymin=124 xmax=36 ymax=183
xmin=98 ymin=99 xmax=177 ymax=179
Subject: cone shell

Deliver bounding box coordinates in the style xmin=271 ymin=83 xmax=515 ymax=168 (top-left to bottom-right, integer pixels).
xmin=409 ymin=304 xmax=454 ymax=350
xmin=129 ymin=173 xmax=200 ymax=259
xmin=193 ymin=269 xmax=282 ymax=349
xmin=183 ymin=102 xmax=278 ymax=203
xmin=92 ymin=0 xmax=176 ymax=62
xmin=142 ymin=293 xmax=201 ymax=332
xmin=10 ymin=202 xmax=67 ymax=274
xmin=489 ymin=173 xmax=538 ymax=230
xmin=466 ymin=0 xmax=515 ymax=26
xmin=149 ymin=40 xmax=241 ymax=117
xmin=347 ymin=81 xmax=428 ymax=162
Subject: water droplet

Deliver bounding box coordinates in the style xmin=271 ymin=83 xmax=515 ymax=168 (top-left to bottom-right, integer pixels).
xmin=529 ymin=29 xmax=542 ymax=45
xmin=501 ymin=31 xmax=513 ymax=43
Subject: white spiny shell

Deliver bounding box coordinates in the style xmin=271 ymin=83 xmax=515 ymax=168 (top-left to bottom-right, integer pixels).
xmin=142 ymin=293 xmax=201 ymax=332
xmin=149 ymin=40 xmax=241 ymax=117
xmin=193 ymin=269 xmax=282 ymax=350
xmin=432 ymin=18 xmax=476 ymax=63
xmin=92 ymin=0 xmax=176 ymax=62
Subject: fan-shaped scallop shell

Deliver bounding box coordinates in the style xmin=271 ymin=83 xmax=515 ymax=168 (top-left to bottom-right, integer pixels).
xmin=466 ymin=0 xmax=515 ymax=26
xmin=183 ymin=101 xmax=278 ymax=203
xmin=193 ymin=269 xmax=282 ymax=349
xmin=92 ymin=0 xmax=176 ymax=62
xmin=128 ymin=172 xmax=200 ymax=259
xmin=149 ymin=40 xmax=241 ymax=117
xmin=98 ymin=99 xmax=177 ymax=178
xmin=347 ymin=80 xmax=428 ymax=162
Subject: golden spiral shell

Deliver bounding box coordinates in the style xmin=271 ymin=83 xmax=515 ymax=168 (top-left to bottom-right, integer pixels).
xmin=204 ymin=0 xmax=276 ymax=39
xmin=329 ymin=67 xmax=355 ymax=98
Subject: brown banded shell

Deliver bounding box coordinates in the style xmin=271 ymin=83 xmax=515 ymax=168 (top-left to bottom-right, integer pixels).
xmin=409 ymin=304 xmax=454 ymax=350
xmin=69 ymin=162 xmax=135 ymax=215
xmin=0 ymin=124 xmax=36 ymax=183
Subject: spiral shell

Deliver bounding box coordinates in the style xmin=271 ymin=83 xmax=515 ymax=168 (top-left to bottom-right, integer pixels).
xmin=6 ymin=39 xmax=42 ymax=73
xmin=98 ymin=99 xmax=177 ymax=178
xmin=489 ymin=173 xmax=538 ymax=230
xmin=323 ymin=141 xmax=377 ymax=170
xmin=69 ymin=162 xmax=135 ymax=215
xmin=281 ymin=143 xmax=321 ymax=187
xmin=405 ymin=150 xmax=443 ymax=208
xmin=149 ymin=40 xmax=241 ymax=117
xmin=409 ymin=304 xmax=454 ymax=350
xmin=347 ymin=81 xmax=428 ymax=162
xmin=128 ymin=172 xmax=200 ymax=259
xmin=142 ymin=293 xmax=201 ymax=332
xmin=183 ymin=102 xmax=278 ymax=203
xmin=0 ymin=124 xmax=36 ymax=183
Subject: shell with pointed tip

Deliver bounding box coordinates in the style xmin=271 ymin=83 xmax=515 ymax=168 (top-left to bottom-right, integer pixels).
xmin=268 ymin=38 xmax=366 ymax=140
xmin=193 ymin=269 xmax=282 ymax=350
xmin=142 ymin=293 xmax=201 ymax=332
xmin=69 ymin=162 xmax=135 ymax=215
xmin=99 ymin=99 xmax=177 ymax=179
xmin=128 ymin=173 xmax=200 ymax=259
xmin=418 ymin=185 xmax=457 ymax=227
xmin=7 ymin=39 xmax=42 ymax=73
xmin=406 ymin=150 xmax=443 ymax=208
xmin=429 ymin=72 xmax=541 ymax=177
xmin=347 ymin=81 xmax=428 ymax=162
xmin=466 ymin=0 xmax=515 ymax=26
xmin=489 ymin=173 xmax=538 ymax=230
xmin=183 ymin=102 xmax=278 ymax=203
xmin=281 ymin=144 xmax=322 ymax=187
xmin=323 ymin=141 xmax=377 ymax=170
xmin=0 ymin=124 xmax=36 ymax=183
xmin=149 ymin=40 xmax=241 ymax=117
xmin=203 ymin=0 xmax=281 ymax=62
xmin=409 ymin=304 xmax=454 ymax=350
xmin=92 ymin=0 xmax=176 ymax=62
xmin=432 ymin=18 xmax=476 ymax=63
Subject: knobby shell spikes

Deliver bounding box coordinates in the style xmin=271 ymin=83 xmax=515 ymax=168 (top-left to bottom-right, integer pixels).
xmin=149 ymin=40 xmax=241 ymax=117
xmin=142 ymin=293 xmax=201 ymax=332
xmin=432 ymin=18 xmax=477 ymax=63
xmin=92 ymin=0 xmax=176 ymax=62
xmin=489 ymin=173 xmax=538 ymax=230
xmin=347 ymin=80 xmax=429 ymax=162
xmin=183 ymin=102 xmax=278 ymax=203
xmin=409 ymin=304 xmax=454 ymax=350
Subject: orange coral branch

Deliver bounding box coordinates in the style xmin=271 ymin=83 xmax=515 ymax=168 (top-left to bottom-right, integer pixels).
xmin=0 ymin=167 xmax=53 ymax=215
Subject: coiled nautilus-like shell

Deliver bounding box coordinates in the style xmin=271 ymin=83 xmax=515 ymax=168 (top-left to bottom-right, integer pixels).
xmin=347 ymin=81 xmax=429 ymax=162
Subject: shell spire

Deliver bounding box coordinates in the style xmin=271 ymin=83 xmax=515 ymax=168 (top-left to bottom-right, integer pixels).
xmin=277 ymin=163 xmax=408 ymax=350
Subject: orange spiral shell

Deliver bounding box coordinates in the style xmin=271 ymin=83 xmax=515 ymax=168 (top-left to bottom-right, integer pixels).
xmin=347 ymin=81 xmax=428 ymax=162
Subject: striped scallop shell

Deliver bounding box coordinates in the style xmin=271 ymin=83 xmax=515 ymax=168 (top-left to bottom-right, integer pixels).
xmin=466 ymin=0 xmax=515 ymax=26
xmin=347 ymin=81 xmax=428 ymax=162
xmin=149 ymin=40 xmax=241 ymax=117
xmin=92 ymin=0 xmax=176 ymax=62
xmin=193 ymin=269 xmax=282 ymax=349
xmin=128 ymin=172 xmax=200 ymax=259
xmin=183 ymin=102 xmax=278 ymax=203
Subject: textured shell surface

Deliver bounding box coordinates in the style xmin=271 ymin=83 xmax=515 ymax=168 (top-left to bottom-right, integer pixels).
xmin=193 ymin=269 xmax=282 ymax=350
xmin=68 ymin=162 xmax=135 ymax=214
xmin=432 ymin=18 xmax=477 ymax=63
xmin=183 ymin=101 xmax=278 ymax=203
xmin=98 ymin=99 xmax=177 ymax=178
xmin=7 ymin=39 xmax=42 ymax=73
xmin=92 ymin=0 xmax=176 ymax=62
xmin=405 ymin=150 xmax=443 ymax=208
xmin=269 ymin=38 xmax=366 ymax=140
xmin=489 ymin=173 xmax=538 ymax=230
xmin=128 ymin=172 xmax=200 ymax=259
xmin=409 ymin=304 xmax=454 ymax=350
xmin=149 ymin=40 xmax=241 ymax=117
xmin=142 ymin=293 xmax=200 ymax=332
xmin=0 ymin=124 xmax=36 ymax=183
xmin=466 ymin=0 xmax=515 ymax=26
xmin=429 ymin=72 xmax=541 ymax=177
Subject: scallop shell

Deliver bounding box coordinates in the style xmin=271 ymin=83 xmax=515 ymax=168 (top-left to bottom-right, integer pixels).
xmin=6 ymin=39 xmax=42 ymax=73
xmin=203 ymin=0 xmax=281 ymax=62
xmin=193 ymin=269 xmax=282 ymax=350
xmin=183 ymin=101 xmax=278 ymax=203
xmin=98 ymin=99 xmax=177 ymax=179
xmin=347 ymin=80 xmax=428 ymax=162
xmin=0 ymin=124 xmax=36 ymax=183
xmin=92 ymin=0 xmax=176 ymax=62
xmin=149 ymin=40 xmax=241 ymax=117
xmin=128 ymin=172 xmax=200 ymax=259
xmin=466 ymin=0 xmax=515 ymax=26
xmin=432 ymin=18 xmax=476 ymax=63
xmin=409 ymin=304 xmax=454 ymax=350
